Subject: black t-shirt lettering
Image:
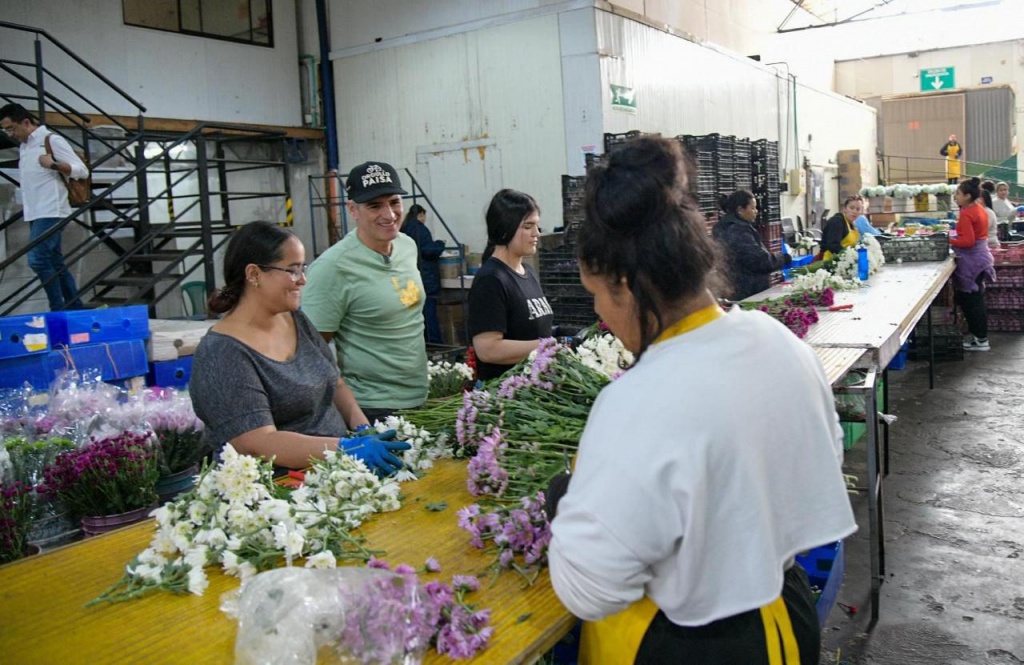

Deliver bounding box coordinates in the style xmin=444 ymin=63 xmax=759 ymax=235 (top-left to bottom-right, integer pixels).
xmin=468 ymin=257 xmax=553 ymax=381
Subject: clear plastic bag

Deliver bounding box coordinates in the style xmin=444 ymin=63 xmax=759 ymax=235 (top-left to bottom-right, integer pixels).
xmin=223 ymin=567 xmax=433 ymax=665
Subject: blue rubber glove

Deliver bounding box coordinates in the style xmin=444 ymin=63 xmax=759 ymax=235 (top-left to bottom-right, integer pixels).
xmin=338 ymin=429 xmax=410 ymax=477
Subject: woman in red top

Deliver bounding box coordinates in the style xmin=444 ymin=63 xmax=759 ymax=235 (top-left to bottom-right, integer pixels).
xmin=950 ymin=177 xmax=996 ymax=351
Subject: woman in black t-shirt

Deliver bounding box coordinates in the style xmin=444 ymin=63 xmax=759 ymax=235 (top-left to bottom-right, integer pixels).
xmin=467 ymin=189 xmax=553 ymax=381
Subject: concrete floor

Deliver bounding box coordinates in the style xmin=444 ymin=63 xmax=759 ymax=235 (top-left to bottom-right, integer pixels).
xmin=822 ymin=331 xmax=1024 ymax=664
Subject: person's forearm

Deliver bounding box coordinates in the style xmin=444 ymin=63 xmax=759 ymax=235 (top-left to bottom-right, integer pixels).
xmin=475 ymin=337 xmax=540 ymax=365
xmin=334 ymin=379 xmax=371 ymax=429
xmin=230 ymin=431 xmax=337 ymax=469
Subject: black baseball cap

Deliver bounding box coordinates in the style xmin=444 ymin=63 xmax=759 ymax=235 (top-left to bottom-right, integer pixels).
xmin=345 ymin=161 xmax=408 ymax=203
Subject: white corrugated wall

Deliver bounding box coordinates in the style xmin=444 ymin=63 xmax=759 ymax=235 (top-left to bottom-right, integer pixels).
xmin=332 ymin=14 xmax=568 ymax=253
xmin=594 ymin=10 xmax=877 ymax=223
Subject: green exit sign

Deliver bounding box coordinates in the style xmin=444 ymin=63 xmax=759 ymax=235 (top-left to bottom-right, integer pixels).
xmin=920 ymin=67 xmax=955 ymax=91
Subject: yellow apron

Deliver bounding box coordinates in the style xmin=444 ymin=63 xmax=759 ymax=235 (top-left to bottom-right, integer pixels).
xmin=945 ymin=143 xmax=961 ymax=181
xmin=821 ymin=218 xmax=859 ymax=262
xmin=577 ymin=303 xmax=803 ymax=665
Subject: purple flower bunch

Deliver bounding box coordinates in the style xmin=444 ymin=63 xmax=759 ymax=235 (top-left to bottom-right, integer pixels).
xmin=456 ymin=491 xmax=552 ymax=572
xmin=455 ymin=389 xmax=496 ymax=457
xmin=746 ymin=288 xmax=835 ymax=339
xmin=0 ymin=481 xmax=33 ymax=563
xmin=356 ymin=558 xmax=494 ymax=660
xmin=42 ymin=430 xmax=159 ymax=519
xmin=144 ymin=391 xmax=206 ymax=475
xmin=466 ymin=427 xmax=509 ymax=498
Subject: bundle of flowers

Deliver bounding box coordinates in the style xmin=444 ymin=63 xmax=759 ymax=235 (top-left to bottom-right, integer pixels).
xmin=427 ymin=360 xmax=474 ymax=399
xmin=370 ymin=415 xmax=450 ymax=482
xmin=227 ymin=559 xmax=493 ymax=663
xmin=833 ymin=235 xmax=886 ymax=281
xmin=1 ymin=435 xmax=75 ymax=487
xmin=92 ymin=444 xmax=401 ymax=604
xmin=0 ymin=480 xmax=33 ymax=563
xmin=140 ymin=389 xmax=206 ymax=475
xmin=573 ymin=322 xmax=634 ymax=378
xmin=789 ymin=269 xmax=860 ymax=292
xmin=42 ymin=430 xmax=159 ymax=520
xmin=455 ymin=339 xmax=610 ymax=579
xmin=740 ymin=288 xmax=835 ymax=338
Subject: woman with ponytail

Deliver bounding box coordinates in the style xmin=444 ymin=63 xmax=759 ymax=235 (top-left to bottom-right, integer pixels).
xmin=711 ymin=190 xmax=790 ymax=300
xmin=467 ymin=189 xmax=553 ymax=380
xmin=545 ymin=138 xmax=855 ymax=664
xmin=189 ymin=221 xmax=409 ymax=475
xmin=950 ymin=178 xmax=997 ymax=351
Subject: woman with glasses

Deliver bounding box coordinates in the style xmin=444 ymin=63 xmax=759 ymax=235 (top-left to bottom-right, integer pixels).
xmin=189 ymin=221 xmax=409 ymax=475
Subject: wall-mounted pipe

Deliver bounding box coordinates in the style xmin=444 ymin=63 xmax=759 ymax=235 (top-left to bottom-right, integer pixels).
xmin=299 ymin=54 xmax=319 ymax=128
xmin=315 ymin=0 xmax=338 ymax=171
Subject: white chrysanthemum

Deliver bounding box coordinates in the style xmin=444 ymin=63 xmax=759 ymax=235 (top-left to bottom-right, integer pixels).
xmin=186 ymin=565 xmax=209 ymax=595
xmin=304 ymin=550 xmax=337 ymax=569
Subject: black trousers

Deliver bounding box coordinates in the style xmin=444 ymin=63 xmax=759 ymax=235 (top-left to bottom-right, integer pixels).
xmin=634 ymin=565 xmax=820 ymax=665
xmin=955 ymin=277 xmax=988 ymax=340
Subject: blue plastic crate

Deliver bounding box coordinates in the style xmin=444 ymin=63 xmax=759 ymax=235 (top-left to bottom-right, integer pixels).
xmin=887 ymin=341 xmax=911 ymax=371
xmin=0 ymin=353 xmax=56 ymax=389
xmin=782 ymin=254 xmax=814 ymax=279
xmin=795 ymin=541 xmax=845 ymax=628
xmin=0 ymin=313 xmax=50 ymax=360
xmin=147 ymin=356 xmax=193 ymax=389
xmin=47 ymin=339 xmax=148 ymax=382
xmin=47 ymin=305 xmax=150 ymax=347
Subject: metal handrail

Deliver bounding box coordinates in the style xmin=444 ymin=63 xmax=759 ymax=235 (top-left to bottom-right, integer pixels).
xmin=0 ymin=20 xmax=146 ymax=112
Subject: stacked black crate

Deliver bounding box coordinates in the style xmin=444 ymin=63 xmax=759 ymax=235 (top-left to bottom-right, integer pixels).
xmin=752 ymin=139 xmax=783 ymax=284
xmin=734 ymin=138 xmax=752 ymax=194
xmin=678 ymin=135 xmax=721 ymax=224
xmin=543 ymin=174 xmax=595 ymax=333
xmin=561 ymin=175 xmax=585 ymax=248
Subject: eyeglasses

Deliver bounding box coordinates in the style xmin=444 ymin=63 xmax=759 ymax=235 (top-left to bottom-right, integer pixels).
xmin=2 ymin=126 xmax=16 ymax=136
xmin=258 ymin=264 xmax=308 ymax=282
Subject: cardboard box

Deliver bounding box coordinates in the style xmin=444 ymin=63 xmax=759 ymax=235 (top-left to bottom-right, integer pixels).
xmin=437 ymin=302 xmax=466 ymax=346
xmin=869 ymin=212 xmax=896 ymax=228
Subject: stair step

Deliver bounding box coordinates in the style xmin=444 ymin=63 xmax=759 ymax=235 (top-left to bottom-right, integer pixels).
xmin=98 ymin=274 xmax=183 ymax=287
xmin=88 ymin=295 xmax=132 ymax=306
xmin=155 ymin=226 xmax=233 ymax=238
xmin=132 ymin=249 xmax=201 ymax=261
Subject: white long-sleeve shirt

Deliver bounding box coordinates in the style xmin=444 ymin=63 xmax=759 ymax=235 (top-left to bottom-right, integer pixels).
xmin=549 ymin=308 xmax=857 ymax=626
xmin=993 ymin=197 xmax=1016 ymax=223
xmin=18 ymin=125 xmax=88 ymax=222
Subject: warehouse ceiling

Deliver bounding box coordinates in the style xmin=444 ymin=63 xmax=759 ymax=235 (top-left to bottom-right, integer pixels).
xmin=778 ymin=0 xmax=1003 ymax=32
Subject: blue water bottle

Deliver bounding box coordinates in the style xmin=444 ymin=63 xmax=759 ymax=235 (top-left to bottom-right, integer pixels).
xmin=857 ymin=245 xmax=869 ymax=281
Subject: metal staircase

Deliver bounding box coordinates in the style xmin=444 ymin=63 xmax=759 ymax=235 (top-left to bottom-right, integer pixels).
xmin=0 ymin=20 xmax=295 ymax=316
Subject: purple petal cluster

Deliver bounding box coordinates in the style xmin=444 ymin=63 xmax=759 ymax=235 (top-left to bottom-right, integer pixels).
xmin=0 ymin=481 xmax=33 ymax=563
xmin=466 ymin=427 xmax=508 ymax=498
xmin=455 ymin=390 xmax=494 ymax=455
xmin=349 ymin=560 xmax=493 ymax=661
xmin=456 ymin=491 xmax=552 ymax=569
xmin=41 ymin=430 xmax=159 ymax=518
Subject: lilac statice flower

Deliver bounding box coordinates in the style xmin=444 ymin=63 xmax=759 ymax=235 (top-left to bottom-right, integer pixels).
xmin=466 ymin=428 xmax=508 ymax=497
xmin=435 ymin=605 xmax=494 ymax=659
xmin=424 ymin=557 xmax=441 ymax=573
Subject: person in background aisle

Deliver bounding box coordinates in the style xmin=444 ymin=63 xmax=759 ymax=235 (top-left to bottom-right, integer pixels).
xmin=940 ymin=134 xmax=962 ymax=185
xmin=992 ymin=181 xmax=1016 ymax=224
xmin=950 ymin=178 xmax=996 ymax=352
xmin=401 ymin=204 xmax=446 ymax=345
xmin=545 ymin=137 xmax=856 ymax=664
xmin=189 ymin=221 xmax=410 ymax=476
xmin=303 ymin=162 xmax=428 ymax=423
xmin=979 ymin=189 xmax=999 ymax=248
xmin=854 ymin=199 xmax=882 ymax=238
xmin=711 ymin=190 xmax=790 ymax=301
xmin=818 ymin=196 xmax=863 ymax=261
xmin=467 ymin=189 xmax=553 ymax=381
xmin=0 ymin=103 xmax=85 ymax=311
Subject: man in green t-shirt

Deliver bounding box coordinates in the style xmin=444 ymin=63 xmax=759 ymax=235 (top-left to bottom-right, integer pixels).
xmin=303 ymin=161 xmax=428 ymax=422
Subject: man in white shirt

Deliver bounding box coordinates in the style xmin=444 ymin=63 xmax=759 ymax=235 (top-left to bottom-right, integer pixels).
xmin=0 ymin=103 xmax=86 ymax=310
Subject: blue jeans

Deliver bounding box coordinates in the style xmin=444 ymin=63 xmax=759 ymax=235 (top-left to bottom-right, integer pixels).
xmin=28 ymin=217 xmax=82 ymax=310
xmin=423 ymin=295 xmax=443 ymax=345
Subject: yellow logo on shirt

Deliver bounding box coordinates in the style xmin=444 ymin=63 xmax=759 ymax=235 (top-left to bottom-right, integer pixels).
xmin=392 ymin=277 xmax=421 ymax=307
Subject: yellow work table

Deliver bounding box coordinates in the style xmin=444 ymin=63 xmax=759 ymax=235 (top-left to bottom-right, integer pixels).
xmin=0 ymin=460 xmax=575 ymax=664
